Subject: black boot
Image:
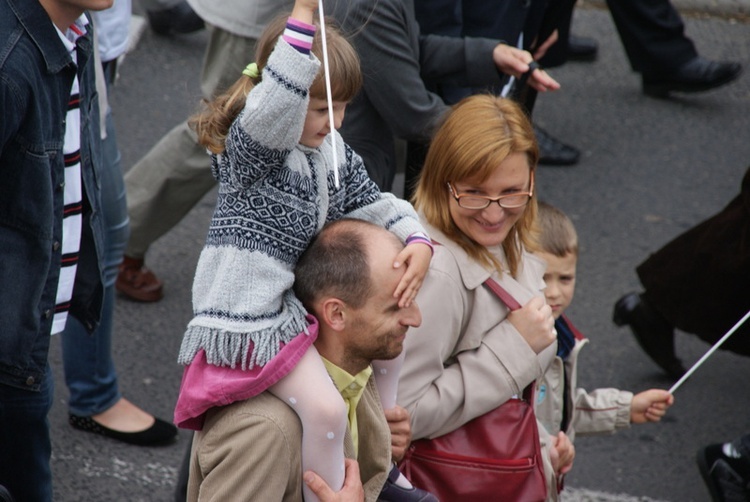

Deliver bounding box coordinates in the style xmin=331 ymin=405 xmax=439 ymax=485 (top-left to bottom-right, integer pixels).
xmin=534 ymin=125 xmax=580 ymax=166
xmin=613 ymin=292 xmax=686 ymax=377
xmin=567 ymin=34 xmax=598 ymax=62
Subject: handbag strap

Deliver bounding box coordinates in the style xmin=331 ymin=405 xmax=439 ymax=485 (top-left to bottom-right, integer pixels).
xmin=482 ymin=277 xmax=522 ymax=311
xmin=483 ymin=278 xmax=534 ymax=402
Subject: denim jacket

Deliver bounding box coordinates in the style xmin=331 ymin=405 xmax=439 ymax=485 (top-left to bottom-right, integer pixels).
xmin=0 ymin=0 xmax=104 ymax=391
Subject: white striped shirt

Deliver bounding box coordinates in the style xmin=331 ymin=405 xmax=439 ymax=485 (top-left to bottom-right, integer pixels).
xmin=51 ymin=15 xmax=88 ymax=335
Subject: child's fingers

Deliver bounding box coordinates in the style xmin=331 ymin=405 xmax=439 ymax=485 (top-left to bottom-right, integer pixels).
xmin=393 ymin=275 xmax=409 ymax=300
xmin=400 ymin=275 xmax=425 ymax=307
xmin=393 ymin=247 xmax=411 ymax=269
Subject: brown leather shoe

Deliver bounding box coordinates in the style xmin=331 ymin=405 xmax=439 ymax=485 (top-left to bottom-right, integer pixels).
xmin=116 ymin=256 xmax=164 ymax=302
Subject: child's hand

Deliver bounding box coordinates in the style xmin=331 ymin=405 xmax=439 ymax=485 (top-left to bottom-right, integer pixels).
xmin=392 ymin=243 xmax=432 ymax=308
xmin=291 ymin=0 xmax=318 ymax=25
xmin=549 ymin=431 xmax=575 ymax=475
xmin=630 ymin=389 xmax=674 ymax=424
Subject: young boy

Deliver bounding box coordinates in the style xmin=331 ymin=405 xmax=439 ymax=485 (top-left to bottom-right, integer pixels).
xmin=533 ymin=202 xmax=674 ymax=457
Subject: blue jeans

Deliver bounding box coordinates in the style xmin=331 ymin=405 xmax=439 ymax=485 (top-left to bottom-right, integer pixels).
xmin=0 ymin=364 xmax=54 ymax=501
xmin=62 ymin=106 xmax=130 ymax=417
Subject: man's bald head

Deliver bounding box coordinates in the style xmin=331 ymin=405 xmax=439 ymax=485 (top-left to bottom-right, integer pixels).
xmin=294 ymin=219 xmax=402 ymax=312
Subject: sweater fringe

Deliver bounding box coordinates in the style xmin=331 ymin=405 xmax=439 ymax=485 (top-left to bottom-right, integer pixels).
xmin=178 ymin=301 xmax=310 ymax=371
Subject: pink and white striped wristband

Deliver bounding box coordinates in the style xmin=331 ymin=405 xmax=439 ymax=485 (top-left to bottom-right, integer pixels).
xmin=284 ymin=18 xmax=316 ymax=54
xmin=405 ymin=232 xmax=434 ymax=255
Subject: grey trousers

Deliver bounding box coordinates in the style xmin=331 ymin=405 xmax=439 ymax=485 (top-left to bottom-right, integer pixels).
xmin=124 ymin=24 xmax=258 ymax=258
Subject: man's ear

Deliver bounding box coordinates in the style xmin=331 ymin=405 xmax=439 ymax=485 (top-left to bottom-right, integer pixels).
xmin=320 ymin=298 xmax=347 ymax=331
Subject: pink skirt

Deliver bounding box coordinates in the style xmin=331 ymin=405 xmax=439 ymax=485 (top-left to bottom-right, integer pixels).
xmin=174 ymin=315 xmax=318 ymax=430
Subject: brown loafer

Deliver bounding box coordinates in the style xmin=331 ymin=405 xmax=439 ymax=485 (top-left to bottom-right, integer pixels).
xmin=115 ymin=256 xmax=164 ymax=302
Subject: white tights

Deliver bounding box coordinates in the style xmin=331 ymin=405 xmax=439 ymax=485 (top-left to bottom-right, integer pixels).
xmin=270 ymin=346 xmax=347 ymax=502
xmin=270 ymin=347 xmax=407 ymax=500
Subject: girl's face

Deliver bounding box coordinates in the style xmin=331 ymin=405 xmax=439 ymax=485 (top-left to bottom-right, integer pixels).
xmin=448 ymin=152 xmax=532 ymax=248
xmin=300 ymin=97 xmax=348 ymax=148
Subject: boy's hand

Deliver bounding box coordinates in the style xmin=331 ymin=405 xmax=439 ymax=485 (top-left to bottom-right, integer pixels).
xmin=507 ymin=296 xmax=556 ymax=354
xmin=549 ymin=431 xmax=575 ymax=475
xmin=392 ymin=243 xmax=432 ymax=308
xmin=630 ymin=389 xmax=674 ymax=424
xmin=385 ymin=406 xmax=412 ymax=462
xmin=304 ymin=459 xmax=365 ymax=502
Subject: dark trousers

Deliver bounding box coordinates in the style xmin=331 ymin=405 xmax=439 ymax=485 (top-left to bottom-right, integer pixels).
xmin=638 ymin=167 xmax=750 ymax=355
xmin=605 ymin=0 xmax=697 ymax=76
xmin=405 ymin=0 xmax=576 ymax=200
xmin=0 ymin=365 xmax=53 ymax=502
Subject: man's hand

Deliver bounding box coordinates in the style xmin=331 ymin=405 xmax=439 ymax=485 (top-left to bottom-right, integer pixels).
xmin=532 ymin=29 xmax=559 ymax=61
xmin=492 ymin=44 xmax=561 ymax=93
xmin=385 ymin=406 xmax=412 ymax=462
xmin=304 ymin=459 xmax=365 ymax=502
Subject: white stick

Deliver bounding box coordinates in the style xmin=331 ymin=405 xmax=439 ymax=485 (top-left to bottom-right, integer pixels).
xmin=669 ymin=309 xmax=750 ymax=394
xmin=318 ymin=0 xmax=339 ymax=188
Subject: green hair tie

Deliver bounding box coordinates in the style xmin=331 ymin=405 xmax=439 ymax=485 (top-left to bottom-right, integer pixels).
xmin=242 ymin=62 xmax=259 ymax=79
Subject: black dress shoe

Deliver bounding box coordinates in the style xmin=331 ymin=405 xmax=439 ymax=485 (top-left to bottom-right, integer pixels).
xmin=0 ymin=485 xmax=14 ymax=502
xmin=567 ymin=34 xmax=598 ymax=62
xmin=697 ymin=442 xmax=750 ymax=502
xmin=147 ymin=1 xmax=205 ymax=36
xmin=534 ymin=125 xmax=580 ymax=166
xmin=69 ymin=414 xmax=178 ymax=446
xmin=378 ymin=465 xmax=438 ymax=502
xmin=613 ymin=292 xmax=686 ymax=377
xmin=642 ymin=57 xmax=742 ymax=98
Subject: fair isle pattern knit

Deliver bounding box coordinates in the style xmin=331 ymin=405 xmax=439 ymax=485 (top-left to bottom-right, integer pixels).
xmin=178 ymin=38 xmax=426 ymax=370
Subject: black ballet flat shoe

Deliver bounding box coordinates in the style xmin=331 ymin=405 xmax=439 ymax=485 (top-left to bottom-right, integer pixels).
xmin=69 ymin=414 xmax=178 ymax=447
xmin=613 ymin=292 xmax=686 ymax=378
xmin=567 ymin=34 xmax=598 ymax=62
xmin=147 ymin=1 xmax=205 ymax=36
xmin=642 ymin=57 xmax=742 ymax=98
xmin=378 ymin=465 xmax=438 ymax=502
xmin=534 ymin=125 xmax=580 ymax=166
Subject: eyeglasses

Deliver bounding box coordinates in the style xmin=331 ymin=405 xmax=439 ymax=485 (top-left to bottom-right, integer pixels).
xmin=447 ymin=179 xmax=534 ymax=210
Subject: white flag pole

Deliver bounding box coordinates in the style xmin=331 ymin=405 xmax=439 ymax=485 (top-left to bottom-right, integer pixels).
xmin=318 ymin=0 xmax=339 ymax=188
xmin=669 ymin=309 xmax=750 ymax=394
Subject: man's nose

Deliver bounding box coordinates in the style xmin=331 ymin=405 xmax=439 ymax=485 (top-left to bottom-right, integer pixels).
xmin=403 ymin=301 xmax=422 ymax=328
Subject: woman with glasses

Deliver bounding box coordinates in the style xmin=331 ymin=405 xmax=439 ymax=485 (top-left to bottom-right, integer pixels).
xmin=397 ymin=94 xmax=571 ymax=499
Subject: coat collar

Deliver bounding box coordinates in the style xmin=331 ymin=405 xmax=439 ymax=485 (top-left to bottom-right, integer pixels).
xmin=422 ymin=218 xmax=547 ymax=305
xmin=6 ymin=0 xmax=85 ymax=74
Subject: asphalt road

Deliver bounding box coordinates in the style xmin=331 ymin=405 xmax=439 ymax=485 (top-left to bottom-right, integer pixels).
xmin=48 ymin=5 xmax=750 ymax=501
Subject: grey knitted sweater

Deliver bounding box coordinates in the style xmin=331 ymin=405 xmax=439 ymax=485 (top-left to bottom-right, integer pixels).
xmin=178 ymin=39 xmax=426 ymax=370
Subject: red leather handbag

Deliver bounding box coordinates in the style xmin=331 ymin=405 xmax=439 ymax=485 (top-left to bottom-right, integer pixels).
xmin=399 ymin=277 xmax=548 ymax=501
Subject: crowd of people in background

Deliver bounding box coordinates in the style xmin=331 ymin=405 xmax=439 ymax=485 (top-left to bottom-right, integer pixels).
xmin=0 ymin=0 xmax=747 ymax=501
